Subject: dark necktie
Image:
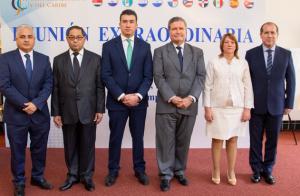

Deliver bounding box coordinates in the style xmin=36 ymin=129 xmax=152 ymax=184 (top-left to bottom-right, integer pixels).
xmin=24 ymin=54 xmax=32 ymax=81
xmin=176 ymin=46 xmax=183 ymax=72
xmin=266 ymin=49 xmax=273 ymax=75
xmin=73 ymin=52 xmax=80 ymax=80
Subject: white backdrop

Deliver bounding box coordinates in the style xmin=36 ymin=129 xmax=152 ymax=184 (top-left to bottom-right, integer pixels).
xmin=0 ymin=0 xmax=267 ymax=148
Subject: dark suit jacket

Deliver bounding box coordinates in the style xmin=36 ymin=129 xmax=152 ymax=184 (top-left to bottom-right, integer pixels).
xmin=245 ymin=45 xmax=296 ymax=115
xmin=153 ymin=43 xmax=206 ymax=116
xmin=0 ymin=49 xmax=53 ymax=125
xmin=101 ymin=36 xmax=153 ymax=111
xmin=51 ymin=49 xmax=105 ymax=124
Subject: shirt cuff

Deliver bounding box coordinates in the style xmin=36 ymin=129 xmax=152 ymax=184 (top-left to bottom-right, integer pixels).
xmin=118 ymin=93 xmax=125 ymax=101
xmin=188 ymin=95 xmax=196 ymax=103
xmin=136 ymin=93 xmax=143 ymax=101
xmin=168 ymin=96 xmax=176 ymax=103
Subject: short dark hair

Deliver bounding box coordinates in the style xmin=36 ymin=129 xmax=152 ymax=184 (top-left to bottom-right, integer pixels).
xmin=260 ymin=22 xmax=279 ymax=34
xmin=66 ymin=25 xmax=86 ymax=37
xmin=168 ymin=17 xmax=187 ymax=30
xmin=120 ymin=9 xmax=137 ymax=22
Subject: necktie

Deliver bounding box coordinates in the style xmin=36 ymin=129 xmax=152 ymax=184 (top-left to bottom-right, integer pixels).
xmin=266 ymin=49 xmax=273 ymax=75
xmin=176 ymin=46 xmax=183 ymax=72
xmin=73 ymin=52 xmax=80 ymax=81
xmin=126 ymin=39 xmax=133 ymax=69
xmin=24 ymin=54 xmax=32 ymax=81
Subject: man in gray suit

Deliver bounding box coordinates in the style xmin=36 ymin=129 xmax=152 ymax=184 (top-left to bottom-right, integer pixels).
xmin=51 ymin=26 xmax=105 ymax=192
xmin=153 ymin=17 xmax=206 ymax=191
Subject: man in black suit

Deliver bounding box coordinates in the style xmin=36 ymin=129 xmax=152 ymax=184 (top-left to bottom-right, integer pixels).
xmin=246 ymin=22 xmax=295 ymax=185
xmin=51 ymin=25 xmax=105 ymax=191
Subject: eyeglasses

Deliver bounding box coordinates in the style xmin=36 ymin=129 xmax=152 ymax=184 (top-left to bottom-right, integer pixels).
xmin=67 ymin=36 xmax=84 ymax=41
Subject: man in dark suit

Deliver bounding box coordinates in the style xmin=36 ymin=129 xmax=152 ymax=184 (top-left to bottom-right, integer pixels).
xmin=0 ymin=24 xmax=53 ymax=196
xmin=246 ymin=22 xmax=296 ymax=185
xmin=101 ymin=9 xmax=153 ymax=186
xmin=153 ymin=17 xmax=206 ymax=191
xmin=51 ymin=26 xmax=105 ymax=191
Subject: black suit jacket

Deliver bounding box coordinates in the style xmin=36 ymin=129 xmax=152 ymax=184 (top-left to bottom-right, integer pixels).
xmin=51 ymin=49 xmax=105 ymax=124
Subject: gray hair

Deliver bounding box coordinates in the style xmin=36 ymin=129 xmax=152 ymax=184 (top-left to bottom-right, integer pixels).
xmin=16 ymin=24 xmax=34 ymax=37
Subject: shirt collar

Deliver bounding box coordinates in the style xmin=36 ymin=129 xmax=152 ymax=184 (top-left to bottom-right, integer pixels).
xmin=173 ymin=42 xmax=185 ymax=51
xmin=69 ymin=48 xmax=84 ymax=56
xmin=19 ymin=49 xmax=33 ymax=57
xmin=262 ymin=44 xmax=276 ymax=52
xmin=121 ymin=34 xmax=134 ymax=42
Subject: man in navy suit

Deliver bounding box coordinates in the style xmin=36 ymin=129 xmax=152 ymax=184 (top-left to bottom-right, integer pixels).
xmin=0 ymin=25 xmax=53 ymax=196
xmin=246 ymin=22 xmax=296 ymax=185
xmin=101 ymin=9 xmax=153 ymax=186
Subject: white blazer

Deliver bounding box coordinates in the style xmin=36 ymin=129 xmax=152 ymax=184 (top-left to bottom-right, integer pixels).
xmin=203 ymin=57 xmax=254 ymax=108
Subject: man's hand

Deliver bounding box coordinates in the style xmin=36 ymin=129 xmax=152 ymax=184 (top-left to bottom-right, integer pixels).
xmin=94 ymin=113 xmax=103 ymax=124
xmin=23 ymin=102 xmax=37 ymax=115
xmin=171 ymin=96 xmax=183 ymax=108
xmin=122 ymin=94 xmax=140 ymax=107
xmin=284 ymin=108 xmax=292 ymax=115
xmin=177 ymin=97 xmax=193 ymax=109
xmin=53 ymin=116 xmax=63 ymax=128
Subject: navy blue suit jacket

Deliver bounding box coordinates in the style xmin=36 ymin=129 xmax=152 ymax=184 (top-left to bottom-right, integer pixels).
xmin=245 ymin=45 xmax=295 ymax=115
xmin=0 ymin=49 xmax=53 ymax=125
xmin=101 ymin=36 xmax=153 ymax=111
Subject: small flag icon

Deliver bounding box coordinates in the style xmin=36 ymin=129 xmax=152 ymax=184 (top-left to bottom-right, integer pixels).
xmin=198 ymin=0 xmax=208 ymax=8
xmin=244 ymin=0 xmax=254 ymax=9
xmin=183 ymin=0 xmax=193 ymax=8
xmin=92 ymin=0 xmax=103 ymax=6
xmin=122 ymin=0 xmax=133 ymax=7
xmin=213 ymin=0 xmax=223 ymax=8
xmin=230 ymin=0 xmax=239 ymax=8
xmin=108 ymin=0 xmax=119 ymax=6
xmin=138 ymin=0 xmax=148 ymax=7
xmin=152 ymin=0 xmax=163 ymax=7
xmin=168 ymin=0 xmax=178 ymax=7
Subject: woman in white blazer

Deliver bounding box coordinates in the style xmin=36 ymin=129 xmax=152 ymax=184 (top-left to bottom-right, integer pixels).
xmin=203 ymin=33 xmax=254 ymax=185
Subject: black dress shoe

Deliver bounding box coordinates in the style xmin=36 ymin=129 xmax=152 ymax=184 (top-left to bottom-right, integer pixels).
xmin=175 ymin=175 xmax=189 ymax=186
xmin=135 ymin=172 xmax=149 ymax=185
xmin=82 ymin=179 xmax=95 ymax=191
xmin=14 ymin=185 xmax=25 ymax=196
xmin=261 ymin=173 xmax=276 ymax=185
xmin=30 ymin=178 xmax=53 ymax=189
xmin=160 ymin=179 xmax=170 ymax=192
xmin=105 ymin=174 xmax=118 ymax=187
xmin=251 ymin=173 xmax=261 ymax=183
xmin=59 ymin=179 xmax=79 ymax=191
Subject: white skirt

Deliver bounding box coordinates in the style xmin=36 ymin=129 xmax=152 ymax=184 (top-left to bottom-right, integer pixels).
xmin=206 ymin=107 xmax=248 ymax=140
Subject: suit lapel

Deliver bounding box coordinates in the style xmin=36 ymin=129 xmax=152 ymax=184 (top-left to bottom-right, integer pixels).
xmin=115 ymin=36 xmax=128 ymax=71
xmin=130 ymin=37 xmax=140 ymax=70
xmin=258 ymin=45 xmax=268 ymax=75
xmin=271 ymin=46 xmax=279 ymax=74
xmin=182 ymin=43 xmax=192 ymax=73
xmin=77 ymin=49 xmax=90 ymax=82
xmin=167 ymin=43 xmax=181 ymax=73
xmin=14 ymin=49 xmax=29 ymax=85
xmin=30 ymin=51 xmax=39 ymax=85
xmin=63 ymin=51 xmax=75 ymax=83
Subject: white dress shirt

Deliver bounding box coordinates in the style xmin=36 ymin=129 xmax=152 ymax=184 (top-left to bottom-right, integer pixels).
xmin=262 ymin=44 xmax=276 ymax=68
xmin=19 ymin=49 xmax=33 ymax=69
xmin=69 ymin=48 xmax=84 ymax=67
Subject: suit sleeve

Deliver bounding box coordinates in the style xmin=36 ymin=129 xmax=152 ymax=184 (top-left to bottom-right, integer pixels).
xmin=31 ymin=56 xmax=53 ymax=111
xmin=284 ymin=51 xmax=296 ymax=109
xmin=97 ymin=55 xmax=106 ymax=113
xmin=51 ymin=57 xmax=60 ymax=116
xmin=0 ymin=54 xmax=29 ymax=109
xmin=153 ymin=48 xmax=176 ymax=102
xmin=101 ymin=43 xmax=124 ymax=100
xmin=188 ymin=48 xmax=206 ymax=100
xmin=137 ymin=44 xmax=153 ymax=98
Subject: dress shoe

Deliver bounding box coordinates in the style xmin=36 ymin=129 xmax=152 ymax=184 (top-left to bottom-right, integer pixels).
xmin=135 ymin=172 xmax=149 ymax=185
xmin=59 ymin=179 xmax=79 ymax=191
xmin=227 ymin=172 xmax=237 ymax=186
xmin=174 ymin=174 xmax=189 ymax=186
xmin=14 ymin=185 xmax=25 ymax=196
xmin=211 ymin=177 xmax=220 ymax=185
xmin=251 ymin=173 xmax=261 ymax=183
xmin=30 ymin=178 xmax=53 ymax=189
xmin=261 ymin=172 xmax=276 ymax=185
xmin=82 ymin=179 xmax=95 ymax=191
xmin=105 ymin=174 xmax=118 ymax=187
xmin=160 ymin=179 xmax=170 ymax=192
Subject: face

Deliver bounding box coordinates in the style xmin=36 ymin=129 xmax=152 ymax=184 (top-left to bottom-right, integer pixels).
xmin=169 ymin=21 xmax=186 ymax=45
xmin=66 ymin=28 xmax=86 ymax=52
xmin=16 ymin=27 xmax=35 ymax=53
xmin=222 ymin=37 xmax=236 ymax=55
xmin=119 ymin=14 xmax=137 ymax=38
xmin=260 ymin=24 xmax=278 ymax=48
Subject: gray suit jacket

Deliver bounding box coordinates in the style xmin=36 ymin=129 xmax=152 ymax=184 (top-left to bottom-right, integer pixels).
xmin=51 ymin=49 xmax=105 ymax=124
xmin=153 ymin=42 xmax=206 ymax=116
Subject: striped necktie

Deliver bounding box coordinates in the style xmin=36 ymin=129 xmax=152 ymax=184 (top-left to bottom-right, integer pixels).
xmin=266 ymin=49 xmax=273 ymax=75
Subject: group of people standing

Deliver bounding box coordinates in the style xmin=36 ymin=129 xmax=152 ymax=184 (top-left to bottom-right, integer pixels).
xmin=0 ymin=9 xmax=295 ymax=196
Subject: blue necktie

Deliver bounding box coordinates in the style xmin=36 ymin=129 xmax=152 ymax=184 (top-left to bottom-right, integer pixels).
xmin=24 ymin=54 xmax=32 ymax=81
xmin=266 ymin=49 xmax=273 ymax=75
xmin=176 ymin=46 xmax=183 ymax=72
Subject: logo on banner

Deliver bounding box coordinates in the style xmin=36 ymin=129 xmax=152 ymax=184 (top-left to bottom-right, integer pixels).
xmin=12 ymin=0 xmax=30 ymax=15
xmin=168 ymin=0 xmax=178 ymax=7
xmin=138 ymin=0 xmax=148 ymax=7
xmin=183 ymin=0 xmax=193 ymax=8
xmin=92 ymin=0 xmax=103 ymax=7
xmin=152 ymin=0 xmax=163 ymax=7
xmin=198 ymin=0 xmax=208 ymax=7
xmin=108 ymin=0 xmax=119 ymax=6
xmin=122 ymin=0 xmax=133 ymax=7
xmin=244 ymin=0 xmax=254 ymax=9
xmin=213 ymin=0 xmax=223 ymax=8
xmin=229 ymin=0 xmax=239 ymax=8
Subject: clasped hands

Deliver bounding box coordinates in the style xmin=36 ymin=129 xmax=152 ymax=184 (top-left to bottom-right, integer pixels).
xmin=121 ymin=93 xmax=140 ymax=107
xmin=171 ymin=96 xmax=193 ymax=109
xmin=22 ymin=102 xmax=37 ymax=115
